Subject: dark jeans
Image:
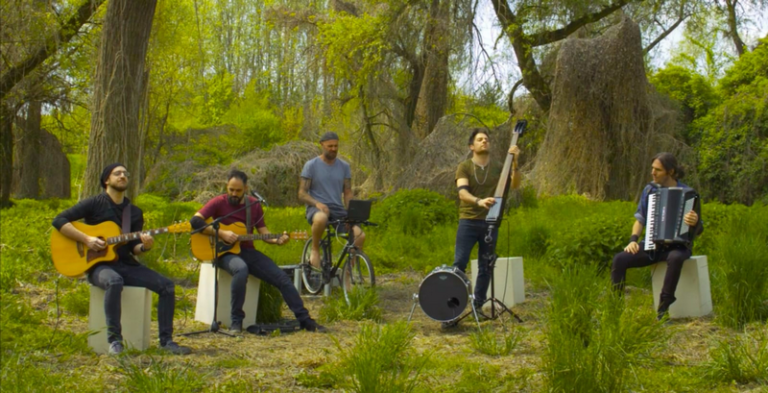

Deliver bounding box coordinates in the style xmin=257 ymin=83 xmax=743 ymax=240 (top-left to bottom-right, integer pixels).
xmin=611 ymin=245 xmax=692 ymax=310
xmin=218 ymin=248 xmax=310 ymax=325
xmin=88 ymin=260 xmax=176 ymax=345
xmin=452 ymin=219 xmax=499 ymax=307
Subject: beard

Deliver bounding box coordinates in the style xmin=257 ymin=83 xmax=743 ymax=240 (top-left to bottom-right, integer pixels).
xmin=227 ymin=195 xmax=243 ymax=206
xmin=109 ymin=183 xmax=128 ymax=192
xmin=323 ymin=150 xmax=337 ymax=160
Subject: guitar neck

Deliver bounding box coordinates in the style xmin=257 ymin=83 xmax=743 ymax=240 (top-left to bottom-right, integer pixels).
xmin=236 ymin=233 xmax=282 ymax=241
xmin=106 ymin=227 xmax=170 ymax=245
xmin=494 ymin=132 xmax=520 ymax=197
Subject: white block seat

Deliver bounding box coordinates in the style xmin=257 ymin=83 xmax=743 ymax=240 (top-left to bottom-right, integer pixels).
xmin=88 ymin=285 xmax=151 ymax=354
xmin=470 ymin=257 xmax=526 ymax=310
xmin=652 ymin=255 xmax=712 ymax=319
xmin=195 ymin=261 xmax=261 ymax=328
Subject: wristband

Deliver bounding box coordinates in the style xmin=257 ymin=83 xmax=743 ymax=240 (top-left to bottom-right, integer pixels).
xmin=629 ymin=235 xmax=639 ymax=243
xmin=140 ymin=244 xmax=148 ymax=253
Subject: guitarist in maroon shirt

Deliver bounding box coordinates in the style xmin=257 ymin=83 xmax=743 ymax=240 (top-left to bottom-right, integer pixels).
xmin=190 ymin=169 xmax=326 ymax=333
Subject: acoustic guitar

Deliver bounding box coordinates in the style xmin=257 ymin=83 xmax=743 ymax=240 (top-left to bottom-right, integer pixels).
xmin=190 ymin=220 xmax=308 ymax=261
xmin=51 ymin=221 xmax=192 ymax=278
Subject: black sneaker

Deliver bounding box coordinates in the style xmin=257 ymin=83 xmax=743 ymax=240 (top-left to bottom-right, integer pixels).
xmin=108 ymin=341 xmax=124 ymax=355
xmin=300 ymin=319 xmax=328 ymax=333
xmin=229 ymin=321 xmax=243 ymax=333
xmin=160 ymin=341 xmax=192 ymax=355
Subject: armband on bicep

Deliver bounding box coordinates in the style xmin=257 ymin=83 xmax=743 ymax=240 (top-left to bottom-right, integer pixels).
xmin=457 ymin=185 xmax=469 ymax=193
xmin=190 ymin=216 xmax=207 ymax=231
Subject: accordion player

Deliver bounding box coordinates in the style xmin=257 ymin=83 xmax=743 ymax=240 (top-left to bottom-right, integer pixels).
xmin=644 ymin=187 xmax=701 ymax=251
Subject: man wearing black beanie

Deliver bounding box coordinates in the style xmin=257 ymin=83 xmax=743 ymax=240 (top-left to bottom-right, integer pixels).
xmin=52 ymin=164 xmax=192 ymax=355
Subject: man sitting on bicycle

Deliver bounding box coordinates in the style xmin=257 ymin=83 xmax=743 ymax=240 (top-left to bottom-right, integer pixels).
xmin=298 ymin=131 xmax=366 ymax=269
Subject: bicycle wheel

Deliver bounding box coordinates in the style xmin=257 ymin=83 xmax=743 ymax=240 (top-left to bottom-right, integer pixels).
xmin=301 ymin=238 xmax=324 ymax=295
xmin=341 ymin=250 xmax=375 ymax=303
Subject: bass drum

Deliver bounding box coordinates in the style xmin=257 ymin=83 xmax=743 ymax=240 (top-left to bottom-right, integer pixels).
xmin=418 ymin=265 xmax=471 ymax=322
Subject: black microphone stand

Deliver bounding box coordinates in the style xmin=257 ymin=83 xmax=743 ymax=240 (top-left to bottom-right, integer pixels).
xmin=178 ymin=198 xmax=261 ymax=337
xmin=480 ymin=225 xmax=522 ymax=323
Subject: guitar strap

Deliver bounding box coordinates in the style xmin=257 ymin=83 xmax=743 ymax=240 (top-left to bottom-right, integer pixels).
xmin=121 ymin=203 xmax=132 ymax=234
xmin=245 ymin=195 xmax=252 ymax=235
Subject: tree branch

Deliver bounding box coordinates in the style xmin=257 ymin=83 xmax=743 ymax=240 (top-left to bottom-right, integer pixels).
xmin=644 ymin=6 xmax=688 ymax=53
xmin=0 ymin=0 xmax=106 ymax=100
xmin=529 ymin=0 xmax=632 ymax=47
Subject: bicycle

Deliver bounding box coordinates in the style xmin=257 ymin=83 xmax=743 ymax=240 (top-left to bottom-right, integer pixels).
xmin=300 ymin=218 xmax=376 ymax=303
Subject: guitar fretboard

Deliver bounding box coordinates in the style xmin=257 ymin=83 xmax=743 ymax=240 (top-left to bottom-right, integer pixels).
xmin=237 ymin=234 xmax=283 ymax=241
xmin=107 ymin=227 xmax=170 ymax=245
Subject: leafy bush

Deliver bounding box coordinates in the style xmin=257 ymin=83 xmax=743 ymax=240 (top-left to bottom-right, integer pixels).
xmin=546 ymin=215 xmax=631 ymax=269
xmin=371 ymin=188 xmax=456 ymax=236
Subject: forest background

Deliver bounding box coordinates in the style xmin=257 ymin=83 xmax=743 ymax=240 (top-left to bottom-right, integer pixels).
xmin=1 ymin=0 xmax=767 ymax=392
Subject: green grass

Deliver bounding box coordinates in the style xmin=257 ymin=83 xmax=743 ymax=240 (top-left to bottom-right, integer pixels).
xmin=704 ymin=327 xmax=768 ymax=385
xmin=319 ymin=285 xmax=382 ymax=322
xmin=469 ymin=325 xmax=523 ymax=357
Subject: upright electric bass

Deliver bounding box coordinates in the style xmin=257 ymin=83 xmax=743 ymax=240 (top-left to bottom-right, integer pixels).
xmin=485 ymin=119 xmax=527 ymax=228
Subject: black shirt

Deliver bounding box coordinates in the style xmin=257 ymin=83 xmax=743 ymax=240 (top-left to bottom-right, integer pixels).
xmin=52 ymin=193 xmax=144 ymax=266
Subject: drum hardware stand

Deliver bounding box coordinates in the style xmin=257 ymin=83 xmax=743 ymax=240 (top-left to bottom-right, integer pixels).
xmin=407 ymin=293 xmax=482 ymax=329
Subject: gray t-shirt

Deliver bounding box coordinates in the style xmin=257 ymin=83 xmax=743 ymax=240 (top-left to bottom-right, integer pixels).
xmin=301 ymin=156 xmax=351 ymax=211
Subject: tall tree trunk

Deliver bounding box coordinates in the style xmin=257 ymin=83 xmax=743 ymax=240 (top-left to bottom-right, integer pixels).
xmin=413 ymin=0 xmax=450 ymax=139
xmin=18 ymin=101 xmax=42 ymax=198
xmin=0 ymin=105 xmax=15 ymax=207
xmin=724 ymin=0 xmax=745 ymax=57
xmin=83 ymin=0 xmax=157 ymax=199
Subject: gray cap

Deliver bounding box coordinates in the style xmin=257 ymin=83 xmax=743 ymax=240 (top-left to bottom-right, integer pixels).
xmin=319 ymin=132 xmax=339 ymax=142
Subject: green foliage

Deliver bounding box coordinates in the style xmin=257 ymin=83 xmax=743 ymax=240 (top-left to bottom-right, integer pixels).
xmin=1 ymin=293 xmax=90 ymax=356
xmin=469 ymin=326 xmax=523 ymax=357
xmin=650 ymin=65 xmax=719 ymax=120
xmin=318 ymin=12 xmax=390 ymax=87
xmin=710 ymin=206 xmax=768 ymax=328
xmin=371 ymin=188 xmax=456 ymax=236
xmin=703 ymin=328 xmax=768 ymax=385
xmin=118 ymin=357 xmax=206 ymax=393
xmin=543 ymin=266 xmax=667 ymax=393
xmin=0 ymin=199 xmax=61 ymax=291
xmin=60 ymin=279 xmax=90 ymax=317
xmin=333 ymin=321 xmax=430 ymax=393
xmin=256 ymin=282 xmax=283 ymax=324
xmin=546 ymin=215 xmax=631 ymax=269
xmin=319 ymin=286 xmax=382 ymax=323
xmin=0 ymin=353 xmax=101 ymax=393
xmin=221 ymin=82 xmax=284 ymax=152
xmin=696 ymin=39 xmax=768 ymax=204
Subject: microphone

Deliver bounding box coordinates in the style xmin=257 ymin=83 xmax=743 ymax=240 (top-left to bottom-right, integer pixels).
xmin=250 ymin=190 xmax=267 ymax=206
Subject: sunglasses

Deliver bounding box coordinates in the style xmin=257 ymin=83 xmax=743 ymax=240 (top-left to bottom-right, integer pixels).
xmin=111 ymin=170 xmax=130 ymax=177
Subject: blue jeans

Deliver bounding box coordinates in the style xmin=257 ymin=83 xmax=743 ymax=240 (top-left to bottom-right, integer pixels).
xmin=88 ymin=260 xmax=176 ymax=346
xmin=452 ymin=219 xmax=499 ymax=307
xmin=218 ymin=248 xmax=310 ymax=325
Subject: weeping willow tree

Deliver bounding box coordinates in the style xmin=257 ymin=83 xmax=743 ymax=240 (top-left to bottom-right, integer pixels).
xmin=533 ymin=17 xmax=684 ymax=201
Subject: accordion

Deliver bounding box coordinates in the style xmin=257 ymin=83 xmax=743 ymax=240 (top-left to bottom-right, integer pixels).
xmin=644 ymin=187 xmax=699 ymax=251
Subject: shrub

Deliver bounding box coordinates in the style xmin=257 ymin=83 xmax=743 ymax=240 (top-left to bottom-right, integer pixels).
xmin=371 ymin=188 xmax=456 ymax=236
xmin=118 ymin=357 xmax=206 ymax=392
xmin=546 ymin=215 xmax=631 ymax=269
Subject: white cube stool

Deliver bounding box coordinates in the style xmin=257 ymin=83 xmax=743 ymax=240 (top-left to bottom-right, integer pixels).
xmin=88 ymin=285 xmax=152 ymax=354
xmin=470 ymin=257 xmax=525 ymax=309
xmin=195 ymin=262 xmax=261 ymax=328
xmin=652 ymin=255 xmax=712 ymax=319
